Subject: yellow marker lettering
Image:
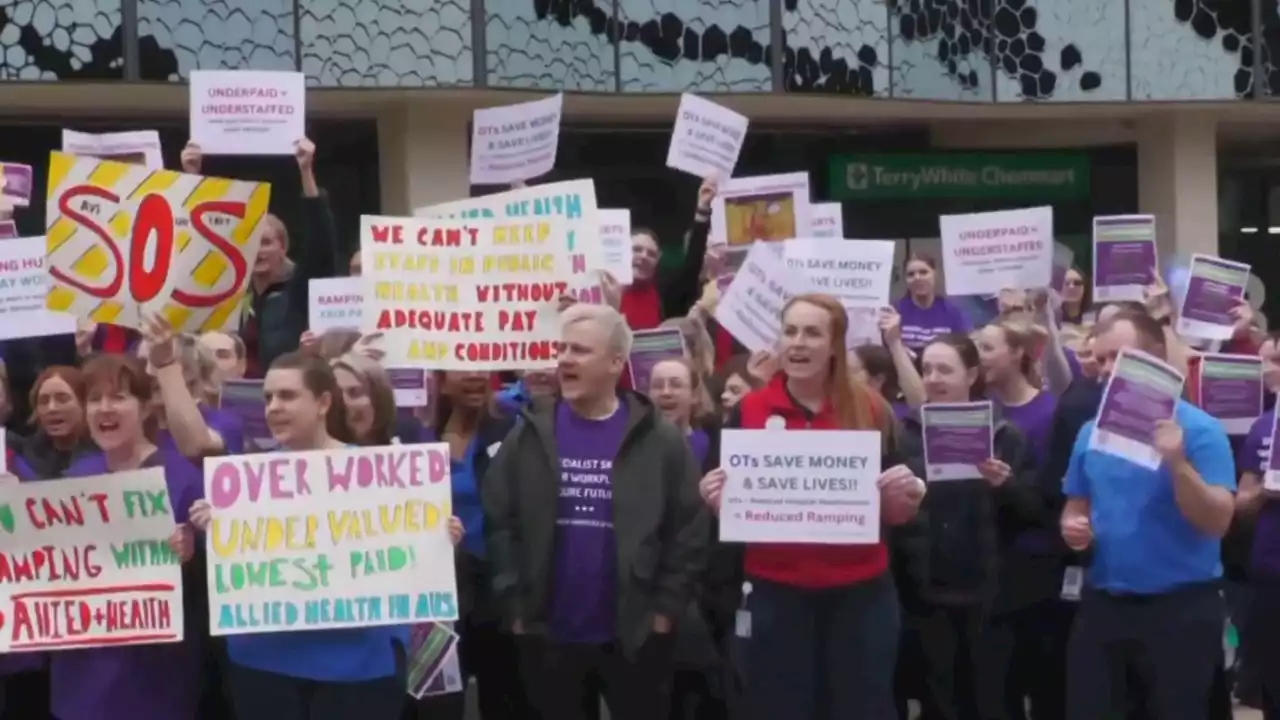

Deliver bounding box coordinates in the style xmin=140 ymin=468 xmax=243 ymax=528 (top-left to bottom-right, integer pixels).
xmin=482 ymin=253 xmax=554 ymax=274
xmin=409 ymin=341 xmax=450 ymax=361
xmin=379 ymin=503 xmax=403 ymax=535
xmin=450 ymin=256 xmax=475 ymax=275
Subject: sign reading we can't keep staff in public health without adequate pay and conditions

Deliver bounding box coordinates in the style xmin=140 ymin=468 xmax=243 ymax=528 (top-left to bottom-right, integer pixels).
xmin=828 ymin=153 xmax=1091 ymax=200
xmin=204 ymin=444 xmax=460 ymax=635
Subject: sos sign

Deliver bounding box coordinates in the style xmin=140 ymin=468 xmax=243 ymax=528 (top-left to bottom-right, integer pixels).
xmin=50 ymin=183 xmax=252 ymax=309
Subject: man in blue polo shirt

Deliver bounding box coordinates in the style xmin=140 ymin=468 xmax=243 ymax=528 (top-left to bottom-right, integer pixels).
xmin=1060 ymin=309 xmax=1236 ymax=720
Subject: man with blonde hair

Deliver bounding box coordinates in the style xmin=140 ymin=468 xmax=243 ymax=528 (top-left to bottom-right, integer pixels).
xmin=484 ymin=303 xmax=708 ymax=720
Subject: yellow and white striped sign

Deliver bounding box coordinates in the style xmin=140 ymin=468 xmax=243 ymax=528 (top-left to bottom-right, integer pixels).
xmin=45 ymin=151 xmax=270 ymax=333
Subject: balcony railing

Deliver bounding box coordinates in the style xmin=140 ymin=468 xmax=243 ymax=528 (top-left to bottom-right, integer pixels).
xmin=0 ymin=0 xmax=1272 ymax=102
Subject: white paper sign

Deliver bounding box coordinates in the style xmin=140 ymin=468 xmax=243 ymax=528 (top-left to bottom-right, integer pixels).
xmin=308 ymin=277 xmax=362 ymax=334
xmin=598 ymin=208 xmax=633 ymax=285
xmin=809 ymin=203 xmax=844 ymax=239
xmin=470 ymin=94 xmax=563 ymax=185
xmin=719 ymin=429 xmax=882 ymax=544
xmin=715 ymin=241 xmax=819 ymax=352
xmin=938 ymin=206 xmax=1054 ymax=296
xmin=785 ymin=238 xmax=895 ymax=348
xmin=666 ymin=94 xmax=748 ymax=180
xmin=61 ymin=129 xmax=163 ymax=169
xmin=710 ymin=172 xmax=811 ymax=248
xmin=0 ymin=236 xmax=77 ymax=340
xmin=204 ymin=445 xmax=460 ymax=636
xmin=189 ymin=70 xmax=306 ymax=156
xmin=0 ymin=468 xmax=185 ymax=652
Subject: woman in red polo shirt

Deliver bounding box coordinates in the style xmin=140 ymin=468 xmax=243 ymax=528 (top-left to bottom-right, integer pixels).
xmin=697 ymin=292 xmax=925 ymax=720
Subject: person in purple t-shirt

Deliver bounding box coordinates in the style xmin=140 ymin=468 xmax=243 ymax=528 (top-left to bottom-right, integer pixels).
xmin=1236 ymin=408 xmax=1280 ymax=714
xmin=141 ymin=315 xmax=243 ymax=458
xmin=894 ymin=253 xmax=972 ymax=352
xmin=483 ymin=303 xmax=708 ymax=720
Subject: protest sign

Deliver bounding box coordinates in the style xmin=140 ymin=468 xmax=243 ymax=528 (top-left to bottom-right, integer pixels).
xmin=0 ymin=236 xmax=77 ymax=340
xmin=1197 ymin=354 xmax=1263 ymax=435
xmin=665 ymin=94 xmax=747 ymax=180
xmin=61 ymin=129 xmax=164 ymax=169
xmin=1089 ymin=348 xmax=1184 ymax=470
xmin=715 ymin=241 xmax=819 ymax=353
xmin=598 ymin=208 xmax=633 ymax=285
xmin=470 ymin=94 xmax=563 ymax=186
xmin=188 ymin=70 xmax=306 ymax=156
xmin=1092 ymin=214 xmax=1156 ymax=302
xmin=417 ymin=179 xmax=602 ymax=295
xmin=388 ymin=368 xmax=429 ymax=408
xmin=785 ymin=238 xmax=894 ymax=347
xmin=628 ymin=328 xmax=687 ymax=393
xmin=710 ymin=172 xmax=811 ymax=247
xmin=361 ymin=215 xmax=572 ymax=370
xmin=218 ymin=379 xmax=276 ymax=451
xmin=1 ymin=162 xmax=32 ymax=208
xmin=0 ymin=221 xmax=15 ymax=240
xmin=0 ymin=468 xmax=184 ymax=652
xmin=938 ymin=206 xmax=1053 ymax=295
xmin=308 ymin=277 xmax=363 ymax=334
xmin=719 ymin=429 xmax=882 ymax=543
xmin=204 ymin=444 xmax=459 ymax=636
xmin=809 ymin=203 xmax=843 ymax=239
xmin=1177 ymin=254 xmax=1250 ymax=341
xmin=45 ymin=152 xmax=269 ymax=333
xmin=408 ymin=622 xmax=464 ymax=699
xmin=921 ymin=401 xmax=994 ymax=481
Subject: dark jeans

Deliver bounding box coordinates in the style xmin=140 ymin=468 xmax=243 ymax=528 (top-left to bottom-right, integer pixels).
xmin=404 ymin=617 xmax=532 ymax=720
xmin=0 ymin=669 xmax=49 ymax=720
xmin=1247 ymin=576 xmax=1280 ymax=719
xmin=228 ymin=663 xmax=406 ymax=720
xmin=1066 ymin=582 xmax=1223 ymax=720
xmin=670 ymin=669 xmax=728 ymax=720
xmin=999 ymin=600 xmax=1073 ymax=720
xmin=910 ymin=604 xmax=997 ymax=720
xmin=518 ymin=634 xmax=675 ymax=720
xmin=745 ymin=573 xmax=899 ymax=720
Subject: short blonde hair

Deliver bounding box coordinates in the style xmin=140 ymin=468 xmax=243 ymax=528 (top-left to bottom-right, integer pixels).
xmin=561 ymin=303 xmax=633 ymax=357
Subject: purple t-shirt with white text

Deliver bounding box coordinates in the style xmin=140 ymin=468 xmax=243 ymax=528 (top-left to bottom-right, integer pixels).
xmin=1000 ymin=390 xmax=1058 ymax=467
xmin=1238 ymin=411 xmax=1280 ymax=577
xmin=550 ymin=401 xmax=628 ymax=644
xmin=895 ymin=295 xmax=972 ymax=351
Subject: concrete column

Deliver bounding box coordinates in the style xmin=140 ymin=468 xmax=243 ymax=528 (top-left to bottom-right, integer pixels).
xmin=1137 ymin=113 xmax=1219 ymax=262
xmin=377 ymin=100 xmax=472 ymax=216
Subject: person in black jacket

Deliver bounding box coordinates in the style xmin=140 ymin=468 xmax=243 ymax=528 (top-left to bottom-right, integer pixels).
xmin=891 ymin=333 xmax=1045 ymax=720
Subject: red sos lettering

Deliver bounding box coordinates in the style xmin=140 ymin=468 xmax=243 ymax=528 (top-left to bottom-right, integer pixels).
xmin=52 ymin=184 xmax=250 ymax=308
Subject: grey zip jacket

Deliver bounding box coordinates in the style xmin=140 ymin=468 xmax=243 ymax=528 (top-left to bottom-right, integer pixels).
xmin=482 ymin=391 xmax=709 ymax=657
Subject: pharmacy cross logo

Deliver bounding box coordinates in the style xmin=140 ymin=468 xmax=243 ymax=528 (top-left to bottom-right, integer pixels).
xmin=847 ymin=163 xmax=870 ymax=190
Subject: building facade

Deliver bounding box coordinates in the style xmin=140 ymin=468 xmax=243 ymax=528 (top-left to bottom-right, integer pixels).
xmin=2 ymin=0 xmax=1279 ymax=317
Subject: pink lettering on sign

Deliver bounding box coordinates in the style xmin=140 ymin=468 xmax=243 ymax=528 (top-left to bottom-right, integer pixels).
xmin=208 ymin=457 xmax=314 ymax=509
xmin=326 ymin=447 xmax=449 ymax=492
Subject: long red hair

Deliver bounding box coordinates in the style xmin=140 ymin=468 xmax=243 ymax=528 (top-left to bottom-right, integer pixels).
xmin=782 ymin=294 xmax=894 ymax=438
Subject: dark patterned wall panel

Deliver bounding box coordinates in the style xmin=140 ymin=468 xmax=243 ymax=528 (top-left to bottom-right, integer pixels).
xmin=616 ymin=0 xmax=770 ymax=92
xmin=486 ymin=0 xmax=615 ymax=90
xmin=1130 ymin=0 xmax=1250 ymax=99
xmin=0 ymin=0 xmax=124 ymax=79
xmin=299 ymin=0 xmax=472 ymax=86
xmin=889 ymin=0 xmax=994 ymax=99
xmin=137 ymin=0 xmax=295 ymax=81
xmin=783 ymin=0 xmax=888 ymax=96
xmin=991 ymin=0 xmax=1123 ymax=101
xmin=1253 ymin=1 xmax=1278 ymax=95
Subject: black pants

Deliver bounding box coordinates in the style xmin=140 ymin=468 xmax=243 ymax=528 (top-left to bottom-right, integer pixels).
xmin=911 ymin=604 xmax=1002 ymax=720
xmin=1246 ymin=576 xmax=1280 ymax=719
xmin=1066 ymin=583 xmax=1223 ymax=720
xmin=228 ymin=663 xmax=406 ymax=720
xmin=997 ymin=600 xmax=1073 ymax=720
xmin=670 ymin=669 xmax=728 ymax=720
xmin=518 ymin=634 xmax=675 ymax=720
xmin=0 ymin=669 xmax=50 ymax=720
xmin=405 ymin=617 xmax=532 ymax=720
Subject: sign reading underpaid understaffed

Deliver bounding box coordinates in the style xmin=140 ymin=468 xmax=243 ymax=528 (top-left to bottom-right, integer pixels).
xmin=0 ymin=468 xmax=185 ymax=652
xmin=203 ymin=444 xmax=459 ymax=636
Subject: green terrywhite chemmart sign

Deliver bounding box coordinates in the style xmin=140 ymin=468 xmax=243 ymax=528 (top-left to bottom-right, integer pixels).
xmin=828 ymin=153 xmax=1091 ymax=200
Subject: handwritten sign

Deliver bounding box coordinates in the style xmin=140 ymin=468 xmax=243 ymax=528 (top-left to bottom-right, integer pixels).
xmin=469 ymin=94 xmax=563 ymax=185
xmin=0 ymin=236 xmax=77 ymax=340
xmin=0 ymin=468 xmax=184 ymax=652
xmin=666 ymin=93 xmax=747 ymax=179
xmin=362 ymin=216 xmax=572 ymax=370
xmin=809 ymin=202 xmax=843 ymax=238
xmin=416 ymin=179 xmax=602 ymax=292
xmin=188 ymin=70 xmax=306 ymax=156
xmin=203 ymin=444 xmax=459 ymax=636
xmin=308 ymin=277 xmax=363 ymax=334
xmin=45 ymin=152 xmax=269 ymax=332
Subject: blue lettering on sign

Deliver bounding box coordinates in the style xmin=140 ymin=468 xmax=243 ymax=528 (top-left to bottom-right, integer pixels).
xmin=216 ymin=600 xmax=301 ymax=630
xmin=414 ymin=591 xmax=458 ymax=620
xmin=505 ymin=193 xmax=583 ymax=251
xmin=302 ymin=595 xmax=384 ymax=625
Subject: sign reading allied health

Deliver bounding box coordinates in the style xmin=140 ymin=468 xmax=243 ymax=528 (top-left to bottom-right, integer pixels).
xmin=829 ymin=153 xmax=1091 ymax=200
xmin=204 ymin=445 xmax=459 ymax=636
xmin=0 ymin=468 xmax=185 ymax=652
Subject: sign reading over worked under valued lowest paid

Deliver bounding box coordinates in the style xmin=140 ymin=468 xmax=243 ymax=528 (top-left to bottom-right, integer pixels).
xmin=718 ymin=429 xmax=882 ymax=544
xmin=203 ymin=444 xmax=459 ymax=636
